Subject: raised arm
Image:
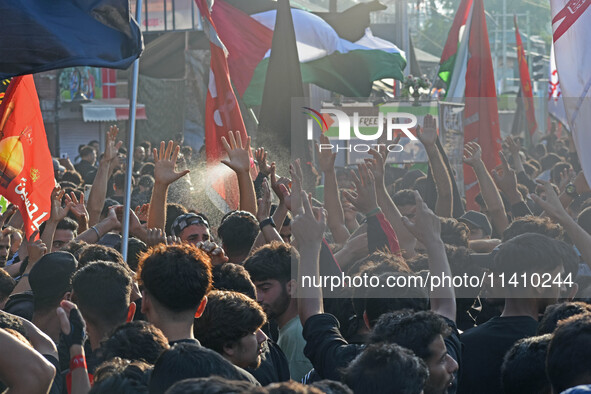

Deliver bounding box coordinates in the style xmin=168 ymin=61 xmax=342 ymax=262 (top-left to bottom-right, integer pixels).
xmin=531 ymin=180 xmax=591 ymax=269
xmin=87 ymin=126 xmax=122 ymax=226
xmin=221 ymin=131 xmax=257 ymax=216
xmin=402 ymin=191 xmax=456 ymax=322
xmin=317 ymin=134 xmax=350 ymax=244
xmin=147 ymin=141 xmax=190 ymax=231
xmin=418 ymin=115 xmax=453 ymax=218
xmin=463 ymin=142 xmax=509 ymax=235
xmin=252 ymin=179 xmax=283 ymax=250
xmin=40 ymin=186 xmax=70 ymax=252
xmin=492 ymin=152 xmax=532 ymax=219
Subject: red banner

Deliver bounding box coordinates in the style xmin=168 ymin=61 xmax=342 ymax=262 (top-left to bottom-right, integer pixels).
xmin=514 ymin=16 xmax=537 ymax=136
xmin=0 ymin=76 xmax=54 ymax=238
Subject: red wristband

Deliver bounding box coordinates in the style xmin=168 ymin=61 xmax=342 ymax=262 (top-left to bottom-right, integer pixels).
xmin=69 ymin=354 xmax=87 ymax=371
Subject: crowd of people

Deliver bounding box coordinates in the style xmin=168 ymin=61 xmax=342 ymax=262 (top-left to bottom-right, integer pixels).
xmin=0 ymin=117 xmax=591 ymax=394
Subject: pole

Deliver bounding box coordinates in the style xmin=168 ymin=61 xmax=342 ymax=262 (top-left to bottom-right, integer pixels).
xmin=122 ymin=0 xmax=142 ymax=262
xmin=502 ymin=0 xmax=507 ymax=93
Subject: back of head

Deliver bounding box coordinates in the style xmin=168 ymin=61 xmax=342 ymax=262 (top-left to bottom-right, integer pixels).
xmin=548 ymin=315 xmax=591 ymax=393
xmin=29 ymin=252 xmax=78 ymax=312
xmin=78 ymin=244 xmax=125 ymax=269
xmin=309 ymin=380 xmax=353 ymax=394
xmin=212 ymin=263 xmax=256 ymax=299
xmin=369 ymin=310 xmax=450 ymax=359
xmin=137 ymin=244 xmax=212 ymax=314
xmin=72 ymin=261 xmax=132 ymax=328
xmin=265 ymin=381 xmax=324 ymax=393
xmin=541 ymin=153 xmax=562 ymax=172
xmin=500 ymin=334 xmax=552 ymax=394
xmin=393 ymin=189 xmax=416 ymax=208
xmin=244 ymin=241 xmax=295 ymax=284
xmin=578 ymin=207 xmax=591 ymax=235
xmin=342 ymin=342 xmax=428 ymax=394
xmin=99 ymin=321 xmax=170 ymax=364
xmin=538 ymin=302 xmax=591 ymax=334
xmin=494 ymin=233 xmax=573 ymax=276
xmin=90 ymin=358 xmax=151 ymax=394
xmin=217 ymin=211 xmax=259 ymax=262
xmin=149 ymin=343 xmax=245 ymax=394
xmin=164 ymin=376 xmax=255 ymax=394
xmin=439 ymin=218 xmax=469 ymax=247
xmin=114 ymin=237 xmax=148 ymax=272
xmin=193 ymin=290 xmax=266 ymax=354
xmin=502 ymin=215 xmax=564 ymax=242
xmin=0 ymin=269 xmax=16 ymax=305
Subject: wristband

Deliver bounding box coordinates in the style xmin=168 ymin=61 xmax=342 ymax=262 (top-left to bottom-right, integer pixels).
xmin=70 ymin=355 xmax=87 ymax=371
xmin=90 ymin=226 xmax=100 ymax=239
xmin=364 ymin=207 xmax=381 ymax=217
xmin=259 ymin=217 xmax=276 ymax=230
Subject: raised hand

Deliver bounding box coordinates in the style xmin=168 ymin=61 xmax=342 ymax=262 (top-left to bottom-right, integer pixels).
xmin=491 ymin=152 xmax=519 ymax=201
xmin=316 ymin=134 xmax=336 ymax=173
xmin=270 ymin=166 xmax=291 ymax=209
xmin=64 ymin=192 xmax=88 ymax=222
xmin=505 ymin=135 xmax=521 ymax=158
xmin=342 ymin=164 xmax=378 ymax=215
xmin=255 ymin=147 xmax=273 ymax=177
xmin=56 ymin=300 xmax=87 ymax=349
xmin=153 ymin=141 xmax=190 ymax=186
xmin=289 ymin=159 xmax=304 ymax=214
xmin=145 ymin=228 xmax=166 ymax=247
xmin=196 ymin=240 xmax=229 ymax=266
xmin=530 ymin=180 xmax=569 ymax=221
xmin=102 ymin=125 xmax=123 ymax=163
xmin=417 ymin=114 xmax=438 ymax=147
xmin=292 ymin=191 xmax=326 ymax=248
xmin=463 ymin=141 xmax=483 ymax=167
xmin=135 ymin=203 xmax=150 ymax=223
xmin=26 ymin=231 xmax=47 ymax=263
xmin=221 ymin=131 xmax=252 ymax=174
xmin=50 ymin=186 xmax=70 ymax=222
xmin=401 ymin=191 xmax=442 ymax=247
xmin=0 ymin=204 xmax=18 ymax=229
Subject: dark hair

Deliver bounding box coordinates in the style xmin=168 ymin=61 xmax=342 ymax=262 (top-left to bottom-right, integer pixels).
xmin=369 ymin=310 xmax=451 ymax=360
xmin=502 ymin=216 xmax=564 ymax=242
xmin=244 ymin=241 xmax=295 ymax=284
xmin=393 ymin=189 xmax=416 ymax=207
xmin=78 ymin=244 xmax=126 ymax=269
xmin=439 ymin=218 xmax=469 ymax=247
xmin=165 ymin=203 xmax=188 ymax=236
xmin=140 ymin=162 xmax=155 ymax=177
xmin=90 ymin=358 xmax=151 ymax=394
xmin=0 ymin=311 xmax=27 ymax=338
xmin=547 ymin=314 xmax=591 ymax=393
xmin=149 ymin=343 xmax=246 ymax=394
xmin=99 ymin=321 xmax=170 ymax=365
xmin=112 ymin=171 xmax=128 ymax=191
xmin=114 ymin=237 xmax=148 ymax=272
xmin=265 ymin=381 xmax=324 ymax=393
xmin=538 ymin=302 xmax=591 ymax=335
xmin=40 ymin=217 xmax=79 ymax=239
xmin=61 ymin=171 xmax=84 ymax=186
xmin=342 ymin=342 xmax=428 ymax=394
xmin=0 ymin=269 xmax=16 ymax=303
xmin=309 ymin=380 xmax=353 ymax=394
xmin=523 ymin=162 xmax=536 ymax=177
xmin=137 ymin=244 xmax=212 ymax=313
xmin=501 ymin=334 xmax=552 ymax=394
xmin=164 ymin=376 xmax=255 ymax=394
xmin=138 ymin=175 xmax=155 ymax=190
xmin=80 ymin=146 xmax=95 ymax=159
xmin=540 ymin=153 xmax=562 ymax=172
xmin=72 ymin=261 xmax=132 ymax=328
xmin=494 ymin=233 xmax=572 ymax=276
xmin=217 ymin=211 xmax=259 ymax=262
xmin=193 ymin=290 xmax=266 ymax=354
xmin=212 ymin=263 xmax=256 ymax=300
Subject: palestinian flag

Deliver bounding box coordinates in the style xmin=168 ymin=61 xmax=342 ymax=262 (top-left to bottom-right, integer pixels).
xmin=438 ymin=0 xmax=473 ymax=95
xmin=241 ymin=8 xmax=406 ymax=106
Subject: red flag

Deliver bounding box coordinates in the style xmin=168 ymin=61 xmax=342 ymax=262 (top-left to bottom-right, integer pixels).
xmin=194 ymin=0 xmax=251 ymax=211
xmin=211 ymin=0 xmax=273 ymax=97
xmin=0 ymin=76 xmax=54 ymax=238
xmin=514 ymin=16 xmax=537 ymax=136
xmin=463 ymin=0 xmax=502 ymax=210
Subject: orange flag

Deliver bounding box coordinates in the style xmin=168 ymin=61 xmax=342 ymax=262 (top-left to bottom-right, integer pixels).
xmin=0 ymin=75 xmax=54 ymax=238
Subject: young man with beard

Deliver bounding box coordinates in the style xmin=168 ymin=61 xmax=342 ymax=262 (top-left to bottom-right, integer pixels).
xmin=244 ymin=241 xmax=313 ymax=381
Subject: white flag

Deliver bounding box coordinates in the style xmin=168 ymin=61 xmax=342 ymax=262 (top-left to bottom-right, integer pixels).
xmin=548 ymin=44 xmax=569 ymax=130
xmin=551 ymin=0 xmax=591 ymax=179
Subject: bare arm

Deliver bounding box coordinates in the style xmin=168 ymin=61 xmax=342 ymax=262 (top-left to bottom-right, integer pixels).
xmin=41 ymin=187 xmax=70 ymax=252
xmin=87 ymin=126 xmax=122 ymax=226
xmin=251 ymin=179 xmax=283 ymax=250
xmin=402 ymin=191 xmax=456 ymax=323
xmin=418 ymin=115 xmax=453 ymax=218
xmin=317 ymin=134 xmax=350 ymax=244
xmin=0 ymin=328 xmax=55 ymax=394
xmin=221 ymin=131 xmax=257 ymax=216
xmin=463 ymin=142 xmax=509 ymax=235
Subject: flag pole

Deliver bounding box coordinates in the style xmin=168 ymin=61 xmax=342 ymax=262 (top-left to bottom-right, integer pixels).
xmin=122 ymin=0 xmax=142 ymax=262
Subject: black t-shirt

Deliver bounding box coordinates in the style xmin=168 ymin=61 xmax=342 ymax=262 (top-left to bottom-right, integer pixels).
xmin=458 ymin=316 xmax=538 ymax=394
xmin=246 ymin=340 xmax=290 ymax=385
